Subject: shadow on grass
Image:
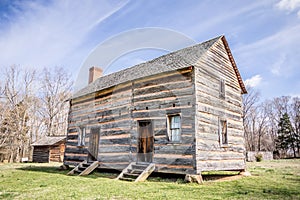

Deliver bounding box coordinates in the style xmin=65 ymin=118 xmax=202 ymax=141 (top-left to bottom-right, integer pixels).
xmin=16 ymin=165 xmax=120 ymax=179
xmin=16 ymin=164 xmax=242 ymax=183
xmin=148 ymin=171 xmax=241 ymax=183
xmin=148 ymin=172 xmax=186 ymax=183
xmin=17 ymin=165 xmax=68 ymax=175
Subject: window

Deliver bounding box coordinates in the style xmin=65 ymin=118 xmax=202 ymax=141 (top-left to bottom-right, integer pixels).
xmin=220 ymin=79 xmax=225 ymax=99
xmin=219 ymin=119 xmax=228 ymax=145
xmin=77 ymin=127 xmax=86 ymax=146
xmin=167 ymin=115 xmax=181 ymax=142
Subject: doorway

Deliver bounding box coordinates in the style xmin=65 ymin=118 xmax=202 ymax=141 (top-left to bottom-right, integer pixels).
xmin=137 ymin=120 xmax=154 ymax=163
xmin=88 ymin=127 xmax=100 ymax=162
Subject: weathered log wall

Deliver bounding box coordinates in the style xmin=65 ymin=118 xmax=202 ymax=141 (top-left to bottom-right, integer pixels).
xmin=64 ymin=68 xmax=196 ymax=174
xmin=49 ymin=143 xmax=65 ymax=162
xmin=33 ymin=146 xmax=49 ymax=163
xmin=194 ymin=38 xmax=246 ymax=173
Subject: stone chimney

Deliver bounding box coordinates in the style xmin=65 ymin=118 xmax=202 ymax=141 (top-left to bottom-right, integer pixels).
xmin=88 ymin=66 xmax=103 ymax=84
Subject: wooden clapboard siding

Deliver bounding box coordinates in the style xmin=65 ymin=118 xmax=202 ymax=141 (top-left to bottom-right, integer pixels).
xmin=194 ymin=38 xmax=245 ymax=173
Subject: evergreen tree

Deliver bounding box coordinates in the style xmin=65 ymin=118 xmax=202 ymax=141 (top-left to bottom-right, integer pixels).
xmin=276 ymin=113 xmax=297 ymax=157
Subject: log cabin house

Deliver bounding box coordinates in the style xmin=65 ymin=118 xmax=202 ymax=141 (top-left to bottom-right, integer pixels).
xmin=64 ymin=35 xmax=247 ymax=181
xmin=32 ymin=136 xmax=66 ymax=163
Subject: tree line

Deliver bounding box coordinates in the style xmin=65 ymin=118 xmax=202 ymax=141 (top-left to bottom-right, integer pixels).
xmin=243 ymin=87 xmax=300 ymax=158
xmin=0 ymin=66 xmax=72 ymax=162
xmin=1 ymin=65 xmax=299 ymax=162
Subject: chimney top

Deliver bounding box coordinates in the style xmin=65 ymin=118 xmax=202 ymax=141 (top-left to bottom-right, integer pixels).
xmin=88 ymin=66 xmax=103 ymax=84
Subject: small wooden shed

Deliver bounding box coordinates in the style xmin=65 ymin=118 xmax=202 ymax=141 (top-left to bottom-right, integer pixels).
xmin=32 ymin=136 xmax=66 ymax=163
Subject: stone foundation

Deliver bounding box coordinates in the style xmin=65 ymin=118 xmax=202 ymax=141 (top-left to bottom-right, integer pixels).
xmin=185 ymin=174 xmax=203 ymax=184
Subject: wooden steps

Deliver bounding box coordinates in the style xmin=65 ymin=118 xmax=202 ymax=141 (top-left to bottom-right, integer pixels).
xmin=116 ymin=162 xmax=155 ymax=182
xmin=67 ymin=160 xmax=99 ymax=176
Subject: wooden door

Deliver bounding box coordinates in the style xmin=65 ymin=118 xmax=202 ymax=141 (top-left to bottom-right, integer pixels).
xmin=88 ymin=127 xmax=100 ymax=161
xmin=137 ymin=121 xmax=154 ymax=163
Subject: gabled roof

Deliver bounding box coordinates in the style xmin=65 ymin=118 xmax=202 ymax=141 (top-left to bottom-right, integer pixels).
xmin=32 ymin=136 xmax=66 ymax=146
xmin=73 ymin=35 xmax=246 ymax=99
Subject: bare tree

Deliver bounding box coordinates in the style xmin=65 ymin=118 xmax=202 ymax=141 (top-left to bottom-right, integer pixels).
xmin=243 ymin=87 xmax=260 ymax=151
xmin=39 ymin=67 xmax=73 ymax=136
xmin=0 ymin=66 xmax=73 ymax=162
xmin=0 ymin=66 xmax=36 ymax=162
xmin=273 ymin=96 xmax=291 ymax=121
xmin=260 ymin=101 xmax=276 ymax=151
xmin=256 ymin=102 xmax=271 ymax=151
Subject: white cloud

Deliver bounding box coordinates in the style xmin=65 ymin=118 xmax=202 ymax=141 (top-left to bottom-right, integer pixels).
xmin=245 ymin=75 xmax=262 ymax=88
xmin=235 ymin=22 xmax=300 ymax=99
xmin=271 ymin=53 xmax=287 ymax=76
xmin=236 ymin=23 xmax=300 ymax=54
xmin=235 ymin=23 xmax=300 ymax=77
xmin=0 ymin=0 xmax=129 ymax=69
xmin=276 ymin=0 xmax=300 ymax=12
xmin=276 ymin=0 xmax=300 ymax=18
xmin=186 ymin=1 xmax=270 ymax=38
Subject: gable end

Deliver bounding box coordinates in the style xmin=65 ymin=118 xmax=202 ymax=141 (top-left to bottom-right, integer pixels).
xmin=221 ymin=36 xmax=247 ymax=94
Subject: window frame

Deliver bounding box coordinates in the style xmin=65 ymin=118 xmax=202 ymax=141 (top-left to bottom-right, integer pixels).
xmin=167 ymin=114 xmax=182 ymax=143
xmin=218 ymin=118 xmax=228 ymax=146
xmin=220 ymin=78 xmax=225 ymax=99
xmin=77 ymin=126 xmax=86 ymax=147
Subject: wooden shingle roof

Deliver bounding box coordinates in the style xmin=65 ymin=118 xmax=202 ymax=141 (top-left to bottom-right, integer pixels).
xmin=32 ymin=136 xmax=66 ymax=146
xmin=73 ymin=35 xmax=246 ymax=99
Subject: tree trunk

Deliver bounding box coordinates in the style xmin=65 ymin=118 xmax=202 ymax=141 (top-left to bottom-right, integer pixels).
xmin=9 ymin=149 xmax=14 ymax=163
xmin=258 ymin=133 xmax=261 ymax=151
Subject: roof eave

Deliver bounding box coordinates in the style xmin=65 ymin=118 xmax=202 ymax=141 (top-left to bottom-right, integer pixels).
xmin=220 ymin=36 xmax=247 ymax=94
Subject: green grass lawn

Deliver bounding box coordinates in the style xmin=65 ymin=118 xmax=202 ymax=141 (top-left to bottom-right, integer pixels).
xmin=0 ymin=159 xmax=299 ymax=200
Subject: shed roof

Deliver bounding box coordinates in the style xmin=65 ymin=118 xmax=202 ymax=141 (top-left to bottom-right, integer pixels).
xmin=32 ymin=136 xmax=66 ymax=146
xmin=73 ymin=35 xmax=246 ymax=99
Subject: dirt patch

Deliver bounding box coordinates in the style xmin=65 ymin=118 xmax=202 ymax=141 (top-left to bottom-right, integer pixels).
xmin=203 ymin=174 xmax=243 ymax=182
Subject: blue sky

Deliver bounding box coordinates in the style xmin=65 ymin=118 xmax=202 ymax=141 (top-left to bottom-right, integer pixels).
xmin=0 ymin=0 xmax=299 ymax=100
